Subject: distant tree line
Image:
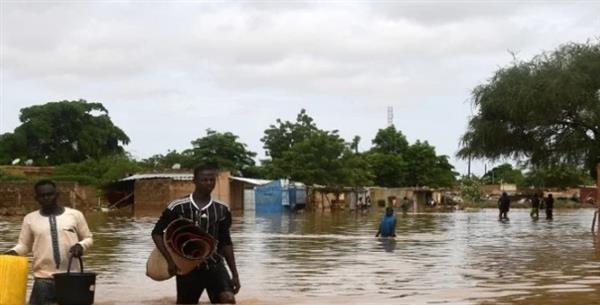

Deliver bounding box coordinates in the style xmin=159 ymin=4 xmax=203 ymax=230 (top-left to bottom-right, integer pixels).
xmin=0 ymin=101 xmax=457 ymax=188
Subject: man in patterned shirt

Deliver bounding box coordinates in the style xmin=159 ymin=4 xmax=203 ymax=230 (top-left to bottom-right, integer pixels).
xmin=5 ymin=180 xmax=93 ymax=305
xmin=152 ymin=165 xmax=240 ymax=304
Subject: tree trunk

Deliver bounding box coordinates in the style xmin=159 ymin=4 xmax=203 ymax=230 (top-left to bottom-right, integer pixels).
xmin=597 ymin=163 xmax=600 ymax=232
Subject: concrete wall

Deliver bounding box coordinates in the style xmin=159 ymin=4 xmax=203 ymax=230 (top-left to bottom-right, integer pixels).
xmin=0 ymin=181 xmax=99 ymax=216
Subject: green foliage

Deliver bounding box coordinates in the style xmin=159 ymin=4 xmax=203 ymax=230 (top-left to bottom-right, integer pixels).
xmin=187 ymin=129 xmax=256 ymax=174
xmin=458 ymin=41 xmax=600 ymax=177
xmin=524 ymin=163 xmax=594 ymax=188
xmin=371 ymin=125 xmax=409 ymax=154
xmin=261 ymin=110 xmax=373 ymax=187
xmin=0 ymin=100 xmax=130 ymax=165
xmin=240 ymin=164 xmax=269 ymax=179
xmin=271 ymin=130 xmax=346 ymax=186
xmin=404 ymin=140 xmax=457 ymax=187
xmin=142 ymin=150 xmax=192 ymax=169
xmin=367 ymin=128 xmax=457 ymax=188
xmin=367 ymin=152 xmax=406 ymax=187
xmin=460 ymin=176 xmax=483 ymax=204
xmin=482 ymin=163 xmax=525 ymax=185
xmin=54 ymin=155 xmax=142 ymax=186
xmin=0 ymin=169 xmax=27 ymax=182
xmin=261 ymin=109 xmax=319 ymax=159
xmin=339 ymin=147 xmax=374 ymax=187
xmin=142 ymin=130 xmax=257 ymax=176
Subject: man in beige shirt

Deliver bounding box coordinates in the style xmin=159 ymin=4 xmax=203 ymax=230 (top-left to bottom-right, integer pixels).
xmin=5 ymin=179 xmax=93 ymax=305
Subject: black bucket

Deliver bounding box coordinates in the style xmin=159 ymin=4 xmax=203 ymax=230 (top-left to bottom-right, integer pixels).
xmin=53 ymin=255 xmax=97 ymax=305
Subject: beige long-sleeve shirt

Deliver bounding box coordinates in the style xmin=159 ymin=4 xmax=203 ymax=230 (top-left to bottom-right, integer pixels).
xmin=12 ymin=207 xmax=93 ymax=278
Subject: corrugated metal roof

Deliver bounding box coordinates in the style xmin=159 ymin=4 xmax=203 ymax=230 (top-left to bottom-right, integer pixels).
xmin=229 ymin=176 xmax=271 ymax=186
xmin=121 ymin=173 xmax=193 ymax=181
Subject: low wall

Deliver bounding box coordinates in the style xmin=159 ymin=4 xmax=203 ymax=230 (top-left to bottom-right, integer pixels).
xmin=133 ymin=171 xmax=234 ymax=217
xmin=0 ymin=182 xmax=100 ymax=216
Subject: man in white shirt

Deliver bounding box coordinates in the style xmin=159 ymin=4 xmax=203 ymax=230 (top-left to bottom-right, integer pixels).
xmin=5 ymin=179 xmax=93 ymax=305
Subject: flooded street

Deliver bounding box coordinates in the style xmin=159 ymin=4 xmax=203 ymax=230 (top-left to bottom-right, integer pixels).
xmin=2 ymin=208 xmax=600 ymax=305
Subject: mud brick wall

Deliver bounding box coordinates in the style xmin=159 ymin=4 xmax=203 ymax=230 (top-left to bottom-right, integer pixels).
xmin=0 ymin=182 xmax=100 ymax=216
xmin=134 ymin=179 xmax=173 ymax=216
xmin=133 ymin=171 xmax=234 ymax=217
xmin=229 ymin=180 xmax=244 ymax=211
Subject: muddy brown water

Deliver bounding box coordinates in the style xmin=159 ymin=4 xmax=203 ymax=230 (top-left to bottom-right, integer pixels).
xmin=2 ymin=208 xmax=600 ymax=305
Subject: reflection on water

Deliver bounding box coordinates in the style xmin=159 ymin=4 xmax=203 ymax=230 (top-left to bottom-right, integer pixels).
xmin=2 ymin=209 xmax=600 ymax=305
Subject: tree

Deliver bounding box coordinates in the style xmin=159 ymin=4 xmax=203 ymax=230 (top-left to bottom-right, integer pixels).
xmin=458 ymin=41 xmax=600 ymax=178
xmin=54 ymin=154 xmax=142 ymax=186
xmin=367 ymin=127 xmax=457 ymax=188
xmin=186 ymin=129 xmax=256 ymax=175
xmin=271 ymin=130 xmax=346 ymax=186
xmin=366 ymin=126 xmax=410 ymax=187
xmin=261 ymin=109 xmax=319 ymax=159
xmin=142 ymin=130 xmax=256 ymax=175
xmin=367 ymin=152 xmax=406 ymax=187
xmin=524 ymin=164 xmax=593 ymax=188
xmin=0 ymin=100 xmax=129 ymax=165
xmin=371 ymin=125 xmax=409 ymax=154
xmin=482 ymin=163 xmax=525 ymax=185
xmin=142 ymin=150 xmax=193 ymax=169
xmin=261 ymin=110 xmax=373 ymax=187
xmin=339 ymin=142 xmax=374 ymax=188
xmin=404 ymin=140 xmax=457 ymax=187
xmin=460 ymin=176 xmax=483 ymax=204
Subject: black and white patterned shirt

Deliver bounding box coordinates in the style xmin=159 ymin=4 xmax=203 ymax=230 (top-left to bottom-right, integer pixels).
xmin=152 ymin=194 xmax=233 ymax=264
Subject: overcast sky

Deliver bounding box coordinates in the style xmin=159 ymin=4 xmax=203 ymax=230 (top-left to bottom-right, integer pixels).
xmin=1 ymin=1 xmax=599 ymax=176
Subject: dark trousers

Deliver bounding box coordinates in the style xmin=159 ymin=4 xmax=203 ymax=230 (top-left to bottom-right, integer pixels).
xmin=29 ymin=278 xmax=56 ymax=305
xmin=546 ymin=209 xmax=553 ymax=220
xmin=176 ymin=261 xmax=233 ymax=304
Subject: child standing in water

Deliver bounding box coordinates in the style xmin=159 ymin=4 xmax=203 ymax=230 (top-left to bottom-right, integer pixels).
xmin=376 ymin=207 xmax=396 ymax=238
xmin=530 ymin=193 xmax=540 ymax=219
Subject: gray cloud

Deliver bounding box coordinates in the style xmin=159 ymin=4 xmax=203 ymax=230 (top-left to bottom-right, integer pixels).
xmin=1 ymin=1 xmax=599 ymax=175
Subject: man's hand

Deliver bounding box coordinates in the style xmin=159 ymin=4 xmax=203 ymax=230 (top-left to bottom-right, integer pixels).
xmin=69 ymin=244 xmax=84 ymax=257
xmin=231 ymin=274 xmax=241 ymax=294
xmin=3 ymin=250 xmax=17 ymax=256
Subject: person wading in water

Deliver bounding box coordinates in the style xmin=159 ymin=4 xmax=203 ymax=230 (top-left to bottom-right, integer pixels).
xmin=498 ymin=192 xmax=510 ymax=221
xmin=151 ymin=165 xmax=240 ymax=304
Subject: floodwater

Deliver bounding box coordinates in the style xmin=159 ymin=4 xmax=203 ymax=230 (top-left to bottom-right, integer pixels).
xmin=2 ymin=208 xmax=600 ymax=305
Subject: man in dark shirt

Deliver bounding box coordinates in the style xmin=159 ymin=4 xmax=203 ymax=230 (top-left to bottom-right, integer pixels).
xmin=151 ymin=165 xmax=240 ymax=304
xmin=498 ymin=192 xmax=510 ymax=221
xmin=545 ymin=194 xmax=554 ymax=220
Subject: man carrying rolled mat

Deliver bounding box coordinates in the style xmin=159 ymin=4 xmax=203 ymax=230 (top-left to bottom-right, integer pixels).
xmin=4 ymin=179 xmax=93 ymax=305
xmin=152 ymin=165 xmax=241 ymax=304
